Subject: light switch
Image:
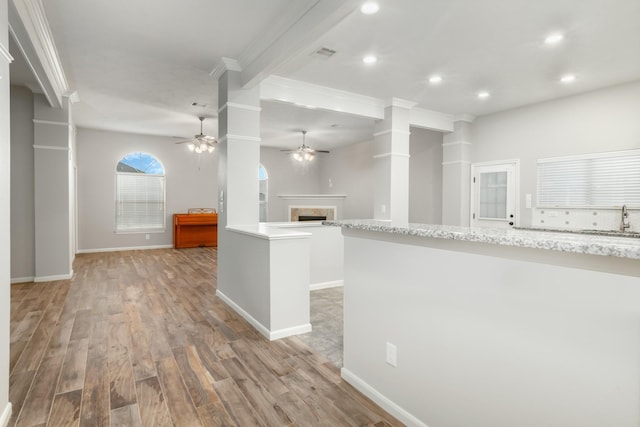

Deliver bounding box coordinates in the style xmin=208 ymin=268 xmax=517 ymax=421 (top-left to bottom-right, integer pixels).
xmin=525 ymin=193 xmax=532 ymax=209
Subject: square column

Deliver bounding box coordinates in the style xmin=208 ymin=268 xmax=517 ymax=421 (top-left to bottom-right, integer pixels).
xmin=217 ymin=67 xmax=261 ymax=228
xmin=33 ymin=93 xmax=74 ymax=281
xmin=442 ymin=117 xmax=474 ymax=226
xmin=373 ymin=100 xmax=412 ymax=225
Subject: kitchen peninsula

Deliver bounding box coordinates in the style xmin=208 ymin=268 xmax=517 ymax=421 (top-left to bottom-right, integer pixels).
xmin=324 ymin=220 xmax=640 ymax=427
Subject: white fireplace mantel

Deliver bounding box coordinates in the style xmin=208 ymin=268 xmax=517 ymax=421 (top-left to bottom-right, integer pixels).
xmin=277 ymin=194 xmax=347 ymax=200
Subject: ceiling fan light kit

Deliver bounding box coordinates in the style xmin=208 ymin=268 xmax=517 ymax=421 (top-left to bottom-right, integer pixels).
xmin=176 ymin=117 xmax=217 ymax=154
xmin=283 ymin=130 xmax=329 ymax=163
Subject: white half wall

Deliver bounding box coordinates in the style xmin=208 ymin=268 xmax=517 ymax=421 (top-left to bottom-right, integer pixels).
xmin=217 ymin=225 xmax=311 ymax=340
xmin=76 ymin=127 xmax=218 ymax=251
xmin=472 ymin=79 xmax=640 ymax=226
xmin=342 ymin=229 xmax=640 ymax=427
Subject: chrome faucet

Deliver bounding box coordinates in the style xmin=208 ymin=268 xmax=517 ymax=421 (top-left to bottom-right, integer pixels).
xmin=620 ymin=204 xmax=631 ymax=231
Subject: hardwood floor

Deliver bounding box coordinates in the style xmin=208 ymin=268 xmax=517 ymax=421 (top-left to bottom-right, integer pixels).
xmin=9 ymin=248 xmax=402 ymax=427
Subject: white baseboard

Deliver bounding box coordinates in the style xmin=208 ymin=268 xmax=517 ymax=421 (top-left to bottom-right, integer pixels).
xmin=11 ymin=276 xmax=35 ymax=284
xmin=0 ymin=403 xmax=12 ymax=427
xmin=216 ymin=290 xmax=311 ymax=341
xmin=341 ymin=368 xmax=428 ymax=427
xmin=34 ymin=270 xmax=73 ymax=283
xmin=269 ymin=323 xmax=312 ymax=340
xmin=310 ymin=280 xmax=343 ymax=291
xmin=76 ymin=244 xmax=173 ymax=254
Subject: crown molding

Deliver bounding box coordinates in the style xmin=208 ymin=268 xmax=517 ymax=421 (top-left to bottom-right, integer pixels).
xmin=9 ymin=0 xmax=71 ymax=108
xmin=64 ymin=90 xmax=80 ymax=104
xmin=373 ymin=129 xmax=411 ymax=137
xmin=0 ymin=42 xmax=14 ymax=63
xmin=453 ymin=114 xmax=476 ymax=123
xmin=409 ymin=107 xmax=454 ymax=133
xmin=386 ymin=97 xmax=417 ymax=110
xmin=209 ymin=57 xmax=242 ymax=80
xmin=261 ymin=75 xmax=385 ymax=120
xmin=218 ymin=102 xmax=262 ymax=113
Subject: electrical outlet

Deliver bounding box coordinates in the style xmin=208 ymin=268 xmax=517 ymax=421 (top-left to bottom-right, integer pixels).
xmin=525 ymin=193 xmax=532 ymax=209
xmin=145 ymin=234 xmax=150 ymax=240
xmin=386 ymin=342 xmax=397 ymax=367
xmin=381 ymin=204 xmax=386 ymax=214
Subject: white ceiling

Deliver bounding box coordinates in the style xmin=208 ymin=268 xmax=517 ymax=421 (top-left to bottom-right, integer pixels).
xmin=10 ymin=0 xmax=640 ymax=149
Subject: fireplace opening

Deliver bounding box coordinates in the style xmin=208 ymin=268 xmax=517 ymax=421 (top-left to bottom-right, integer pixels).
xmin=298 ymin=215 xmax=327 ymax=221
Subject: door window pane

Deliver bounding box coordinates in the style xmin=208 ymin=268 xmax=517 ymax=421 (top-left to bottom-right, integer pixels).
xmin=479 ymin=171 xmax=508 ymax=219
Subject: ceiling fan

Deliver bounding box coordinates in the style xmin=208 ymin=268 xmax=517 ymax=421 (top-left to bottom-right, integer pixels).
xmin=281 ymin=130 xmax=330 ymax=162
xmin=175 ymin=117 xmax=217 ymax=153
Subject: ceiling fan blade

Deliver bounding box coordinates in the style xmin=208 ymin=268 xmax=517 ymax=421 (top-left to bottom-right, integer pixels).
xmin=315 ymin=150 xmax=330 ymax=153
xmin=280 ymin=149 xmax=296 ymax=152
xmin=175 ymin=140 xmax=196 ymax=145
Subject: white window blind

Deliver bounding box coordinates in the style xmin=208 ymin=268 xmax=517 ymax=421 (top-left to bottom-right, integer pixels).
xmin=116 ymin=173 xmax=166 ymax=232
xmin=537 ymin=149 xmax=640 ymax=208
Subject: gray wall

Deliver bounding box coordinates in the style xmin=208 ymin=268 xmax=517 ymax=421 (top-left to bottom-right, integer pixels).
xmin=317 ymin=131 xmax=444 ymax=223
xmin=77 ymin=127 xmax=218 ymax=251
xmin=409 ymin=127 xmax=443 ymax=224
xmin=260 ymin=146 xmax=322 ymax=222
xmin=10 ymin=86 xmax=35 ymax=280
xmin=472 ymin=79 xmax=640 ymax=226
xmin=318 ymin=139 xmax=375 ymax=219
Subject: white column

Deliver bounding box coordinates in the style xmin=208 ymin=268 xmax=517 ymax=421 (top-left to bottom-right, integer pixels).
xmin=216 ymin=59 xmax=261 ymax=294
xmin=0 ymin=0 xmax=13 ymax=419
xmin=33 ymin=93 xmax=74 ymax=281
xmin=442 ymin=116 xmax=474 ymax=226
xmin=373 ymin=99 xmax=413 ymax=225
xmin=216 ymin=61 xmax=261 ymax=228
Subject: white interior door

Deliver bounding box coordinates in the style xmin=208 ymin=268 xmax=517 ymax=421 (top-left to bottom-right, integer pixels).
xmin=471 ymin=161 xmax=518 ymax=228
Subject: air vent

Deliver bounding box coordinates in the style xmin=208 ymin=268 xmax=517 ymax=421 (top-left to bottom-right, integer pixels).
xmin=311 ymin=47 xmax=337 ymax=59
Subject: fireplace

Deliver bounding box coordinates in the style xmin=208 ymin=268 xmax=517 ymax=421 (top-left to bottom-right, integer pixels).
xmin=298 ymin=215 xmax=327 ymax=221
xmin=290 ymin=206 xmax=336 ymax=222
xmin=278 ymin=194 xmax=346 ymax=222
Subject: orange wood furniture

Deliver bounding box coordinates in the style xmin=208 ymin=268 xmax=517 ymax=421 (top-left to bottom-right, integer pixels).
xmin=173 ymin=213 xmax=218 ymax=248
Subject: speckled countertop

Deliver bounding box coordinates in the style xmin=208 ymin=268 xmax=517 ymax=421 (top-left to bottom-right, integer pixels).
xmin=323 ymin=219 xmax=640 ymax=260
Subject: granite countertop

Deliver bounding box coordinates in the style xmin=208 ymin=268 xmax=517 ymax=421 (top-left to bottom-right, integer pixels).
xmin=323 ymin=219 xmax=640 ymax=259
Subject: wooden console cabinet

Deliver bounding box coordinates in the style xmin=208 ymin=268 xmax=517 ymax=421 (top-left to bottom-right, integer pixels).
xmin=173 ymin=213 xmax=218 ymax=248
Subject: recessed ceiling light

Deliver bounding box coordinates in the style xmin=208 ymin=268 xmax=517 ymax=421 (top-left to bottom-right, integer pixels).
xmin=560 ymin=74 xmax=576 ymax=83
xmin=545 ymin=33 xmax=564 ymax=45
xmin=429 ymin=75 xmax=443 ymax=84
xmin=477 ymin=91 xmax=490 ymax=99
xmin=360 ymin=2 xmax=380 ymax=15
xmin=363 ymin=55 xmax=378 ymax=65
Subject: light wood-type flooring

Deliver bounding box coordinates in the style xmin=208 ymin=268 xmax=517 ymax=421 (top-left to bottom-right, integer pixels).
xmin=9 ymin=247 xmax=402 ymax=426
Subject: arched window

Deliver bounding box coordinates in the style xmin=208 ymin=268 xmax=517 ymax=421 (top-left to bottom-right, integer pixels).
xmin=259 ymin=164 xmax=268 ymax=222
xmin=115 ymin=152 xmax=166 ymax=232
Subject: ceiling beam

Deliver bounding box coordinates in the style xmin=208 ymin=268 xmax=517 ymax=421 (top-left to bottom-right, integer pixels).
xmin=238 ymin=0 xmax=360 ymax=88
xmin=9 ymin=0 xmax=71 ymax=108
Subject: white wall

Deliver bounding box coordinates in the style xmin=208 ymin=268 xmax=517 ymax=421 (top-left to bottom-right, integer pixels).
xmin=260 ymin=146 xmax=321 ymax=222
xmin=10 ymin=86 xmax=34 ymax=281
xmin=1 ymin=0 xmax=12 ymax=420
xmin=342 ymin=230 xmax=640 ymax=427
xmin=409 ymin=127 xmax=443 ymax=224
xmin=472 ymin=79 xmax=640 ymax=226
xmin=76 ymin=127 xmax=218 ymax=251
